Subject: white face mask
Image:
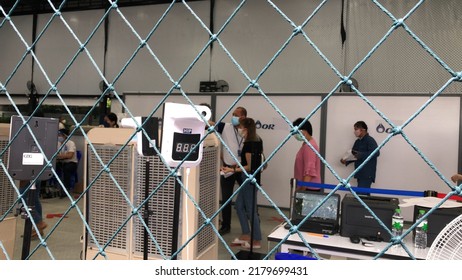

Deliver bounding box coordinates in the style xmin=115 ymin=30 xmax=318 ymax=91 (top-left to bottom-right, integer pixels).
xmin=294 ymin=134 xmax=304 ymax=141
xmin=231 ymin=116 xmax=240 ymax=126
xmin=58 ymin=136 xmax=65 ymax=143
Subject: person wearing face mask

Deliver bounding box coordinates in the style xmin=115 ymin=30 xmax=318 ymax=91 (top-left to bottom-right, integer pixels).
xmin=56 ymin=129 xmax=78 ymax=198
xmin=103 ymin=112 xmax=119 ymax=128
xmin=340 ymin=121 xmax=380 ymax=191
xmin=221 ymin=117 xmax=263 ymax=249
xmin=215 ymin=106 xmax=247 ymax=235
xmin=292 ymin=118 xmax=322 ymax=191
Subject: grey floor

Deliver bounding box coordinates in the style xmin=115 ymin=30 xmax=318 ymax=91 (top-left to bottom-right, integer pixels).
xmin=11 ymin=193 xmax=289 ymax=260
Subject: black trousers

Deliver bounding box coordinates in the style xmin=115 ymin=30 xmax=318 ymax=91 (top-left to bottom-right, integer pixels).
xmin=57 ymin=161 xmax=78 ymax=195
xmin=220 ymin=172 xmax=244 ymax=229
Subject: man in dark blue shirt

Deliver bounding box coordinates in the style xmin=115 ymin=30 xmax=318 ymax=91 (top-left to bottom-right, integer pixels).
xmin=341 ymin=121 xmax=380 ymax=191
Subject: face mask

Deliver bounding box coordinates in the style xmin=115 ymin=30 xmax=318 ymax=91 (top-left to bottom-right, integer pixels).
xmin=231 ymin=116 xmax=240 ymax=126
xmin=61 ymin=119 xmax=66 ymax=124
xmin=294 ymin=134 xmax=304 ymax=141
xmin=58 ymin=136 xmax=65 ymax=143
xmin=238 ymin=128 xmax=246 ymax=138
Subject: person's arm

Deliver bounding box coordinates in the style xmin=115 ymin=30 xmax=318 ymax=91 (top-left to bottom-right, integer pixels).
xmin=302 ymin=175 xmax=313 ymax=182
xmin=302 ymin=145 xmax=316 ymax=182
xmin=340 ymin=152 xmax=354 ymax=166
xmin=57 ymin=150 xmax=74 ymax=160
xmin=235 ymin=152 xmax=251 ymax=172
xmin=57 ymin=142 xmax=76 ymax=160
xmin=367 ymin=136 xmax=380 ymax=158
xmin=341 ymin=141 xmax=357 ymax=166
xmin=340 ymin=158 xmax=349 ymax=165
xmin=222 ymin=152 xmax=251 ymax=173
xmin=353 ymin=136 xmax=379 ymax=160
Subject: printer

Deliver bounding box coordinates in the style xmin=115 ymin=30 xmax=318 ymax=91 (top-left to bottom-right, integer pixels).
xmin=412 ymin=204 xmax=462 ymax=247
xmin=340 ymin=194 xmax=399 ymax=241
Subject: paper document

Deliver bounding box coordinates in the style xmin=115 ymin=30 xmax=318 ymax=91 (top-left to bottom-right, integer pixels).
xmin=400 ymin=197 xmax=462 ymax=209
xmin=341 ymin=149 xmax=357 ymax=161
xmin=220 ymin=170 xmax=234 ymax=178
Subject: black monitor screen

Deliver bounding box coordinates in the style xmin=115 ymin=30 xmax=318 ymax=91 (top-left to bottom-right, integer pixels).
xmin=293 ymin=191 xmax=339 ymax=221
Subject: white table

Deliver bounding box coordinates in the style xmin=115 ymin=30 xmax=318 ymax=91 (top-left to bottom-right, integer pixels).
xmin=267 ymin=224 xmax=429 ymax=260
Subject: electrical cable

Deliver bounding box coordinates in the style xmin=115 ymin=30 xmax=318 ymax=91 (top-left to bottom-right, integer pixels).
xmin=184 ymin=167 xmax=191 ymax=256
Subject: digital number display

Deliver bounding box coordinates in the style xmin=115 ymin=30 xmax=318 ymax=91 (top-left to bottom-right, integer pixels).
xmin=175 ymin=143 xmax=196 ymax=153
xmin=172 ymin=132 xmax=200 ymax=161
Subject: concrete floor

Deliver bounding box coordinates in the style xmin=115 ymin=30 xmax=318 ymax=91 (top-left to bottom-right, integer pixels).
xmin=11 ymin=193 xmax=289 ymax=260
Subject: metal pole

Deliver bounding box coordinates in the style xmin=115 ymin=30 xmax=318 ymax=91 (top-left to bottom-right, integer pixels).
xmin=171 ymin=172 xmax=181 ymax=260
xmin=143 ymin=158 xmax=150 ymax=260
xmin=21 ymin=181 xmax=36 ymax=260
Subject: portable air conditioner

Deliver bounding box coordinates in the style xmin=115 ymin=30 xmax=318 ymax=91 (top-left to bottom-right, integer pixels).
xmin=0 ymin=123 xmax=15 ymax=216
xmin=0 ymin=123 xmax=17 ymax=260
xmin=83 ymin=127 xmax=220 ymax=260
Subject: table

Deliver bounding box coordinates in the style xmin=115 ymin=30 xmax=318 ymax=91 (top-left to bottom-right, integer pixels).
xmin=267 ymin=224 xmax=429 ymax=260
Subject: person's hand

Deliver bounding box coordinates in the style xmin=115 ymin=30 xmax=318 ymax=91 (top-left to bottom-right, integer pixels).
xmin=221 ymin=166 xmax=233 ymax=173
xmin=451 ymin=174 xmax=461 ymax=183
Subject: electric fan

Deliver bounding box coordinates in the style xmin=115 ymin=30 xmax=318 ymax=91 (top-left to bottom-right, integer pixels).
xmin=426 ymin=213 xmax=462 ymax=260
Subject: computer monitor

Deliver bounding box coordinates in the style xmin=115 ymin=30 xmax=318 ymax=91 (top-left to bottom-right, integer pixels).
xmin=292 ymin=191 xmax=340 ymax=222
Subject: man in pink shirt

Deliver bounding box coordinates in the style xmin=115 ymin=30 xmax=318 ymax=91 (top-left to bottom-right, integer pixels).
xmin=292 ymin=118 xmax=322 ymax=191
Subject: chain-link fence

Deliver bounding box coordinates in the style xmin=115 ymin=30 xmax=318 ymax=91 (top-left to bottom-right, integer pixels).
xmin=1 ymin=0 xmax=462 ymax=260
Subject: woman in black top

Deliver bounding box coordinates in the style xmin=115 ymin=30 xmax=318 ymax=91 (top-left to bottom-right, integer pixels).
xmin=221 ymin=117 xmax=263 ymax=249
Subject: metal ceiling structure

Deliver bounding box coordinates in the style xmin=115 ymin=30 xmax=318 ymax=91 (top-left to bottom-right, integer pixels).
xmin=0 ymin=0 xmax=202 ymax=16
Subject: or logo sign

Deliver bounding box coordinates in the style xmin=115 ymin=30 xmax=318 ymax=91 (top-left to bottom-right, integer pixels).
xmin=183 ymin=128 xmax=193 ymax=134
xmin=255 ymin=120 xmax=275 ymax=130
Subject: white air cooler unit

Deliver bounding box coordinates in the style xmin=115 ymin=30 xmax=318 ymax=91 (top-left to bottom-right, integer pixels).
xmin=83 ymin=127 xmax=220 ymax=260
xmin=0 ymin=123 xmax=17 ymax=260
xmin=0 ymin=123 xmax=15 ymax=216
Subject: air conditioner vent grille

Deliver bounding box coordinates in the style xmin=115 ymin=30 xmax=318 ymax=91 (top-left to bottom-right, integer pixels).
xmin=0 ymin=139 xmax=15 ymax=216
xmin=197 ymin=146 xmax=219 ymax=255
xmin=133 ymin=154 xmax=176 ymax=258
xmin=87 ymin=145 xmax=132 ymax=254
